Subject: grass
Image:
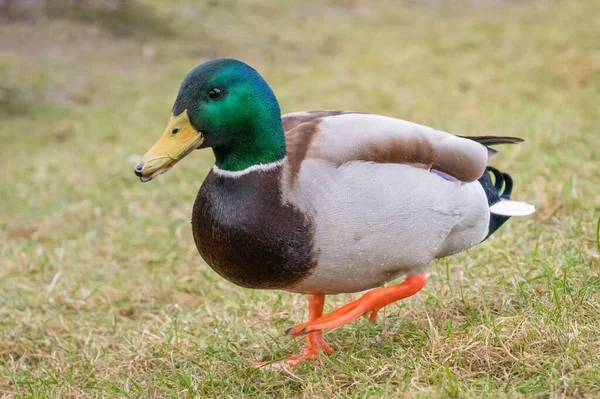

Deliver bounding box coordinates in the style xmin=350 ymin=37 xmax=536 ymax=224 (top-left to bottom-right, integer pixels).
xmin=1 ymin=0 xmax=599 ymax=397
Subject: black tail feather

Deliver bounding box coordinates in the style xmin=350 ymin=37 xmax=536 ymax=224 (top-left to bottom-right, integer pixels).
xmin=501 ymin=173 xmax=513 ymax=199
xmin=460 ymin=135 xmax=524 ymax=146
xmin=478 ymin=166 xmax=514 ymax=241
xmin=487 ymin=166 xmax=505 ymax=193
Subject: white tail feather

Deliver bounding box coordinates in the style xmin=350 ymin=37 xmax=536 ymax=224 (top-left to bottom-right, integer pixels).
xmin=489 ymin=199 xmax=535 ymax=216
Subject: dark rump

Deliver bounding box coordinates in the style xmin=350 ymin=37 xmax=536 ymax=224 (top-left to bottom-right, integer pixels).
xmin=478 ymin=166 xmax=514 ymax=241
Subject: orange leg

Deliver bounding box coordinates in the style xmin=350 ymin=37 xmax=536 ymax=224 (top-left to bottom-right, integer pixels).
xmin=286 ymin=275 xmax=427 ymax=336
xmin=252 ymin=294 xmax=333 ymax=369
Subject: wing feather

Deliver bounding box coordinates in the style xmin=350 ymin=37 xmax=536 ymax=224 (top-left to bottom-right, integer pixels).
xmin=283 ymin=112 xmax=524 ymax=182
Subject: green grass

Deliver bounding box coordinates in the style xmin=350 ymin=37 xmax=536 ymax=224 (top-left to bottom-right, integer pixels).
xmin=1 ymin=0 xmax=599 ymax=397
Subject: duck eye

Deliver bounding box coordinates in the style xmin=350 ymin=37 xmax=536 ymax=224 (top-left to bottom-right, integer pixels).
xmin=209 ymin=88 xmax=223 ymax=99
xmin=171 ymin=127 xmax=180 ymax=135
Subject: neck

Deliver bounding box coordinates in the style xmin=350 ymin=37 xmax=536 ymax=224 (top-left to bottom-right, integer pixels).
xmin=213 ymin=157 xmax=285 ymax=178
xmin=212 ymin=107 xmax=286 ymax=172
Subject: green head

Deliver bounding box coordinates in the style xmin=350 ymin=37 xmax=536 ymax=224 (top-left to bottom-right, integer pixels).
xmin=135 ymin=59 xmax=286 ymax=181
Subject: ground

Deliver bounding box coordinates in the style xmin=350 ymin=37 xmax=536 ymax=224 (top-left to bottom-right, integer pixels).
xmin=1 ymin=0 xmax=599 ymax=397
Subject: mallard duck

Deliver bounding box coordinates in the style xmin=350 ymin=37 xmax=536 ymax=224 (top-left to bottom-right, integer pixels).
xmin=134 ymin=59 xmax=534 ymax=367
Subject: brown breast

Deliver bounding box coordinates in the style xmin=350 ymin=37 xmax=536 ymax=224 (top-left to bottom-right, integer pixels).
xmin=191 ymin=166 xmax=317 ymax=289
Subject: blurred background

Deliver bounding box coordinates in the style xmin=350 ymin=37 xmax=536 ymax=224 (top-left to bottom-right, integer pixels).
xmin=1 ymin=0 xmax=599 ymax=397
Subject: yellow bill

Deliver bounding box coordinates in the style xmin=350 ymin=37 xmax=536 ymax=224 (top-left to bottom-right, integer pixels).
xmin=134 ymin=110 xmax=204 ymax=182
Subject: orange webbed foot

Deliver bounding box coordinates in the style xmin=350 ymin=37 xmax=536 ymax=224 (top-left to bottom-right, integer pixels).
xmin=286 ymin=275 xmax=427 ymax=336
xmin=253 ymin=294 xmax=333 ymax=369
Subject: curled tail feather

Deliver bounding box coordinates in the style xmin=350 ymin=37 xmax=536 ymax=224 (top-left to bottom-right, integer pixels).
xmin=478 ymin=166 xmax=534 ymax=241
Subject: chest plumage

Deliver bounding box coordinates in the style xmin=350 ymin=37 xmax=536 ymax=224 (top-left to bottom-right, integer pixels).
xmin=191 ymin=167 xmax=316 ymax=289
